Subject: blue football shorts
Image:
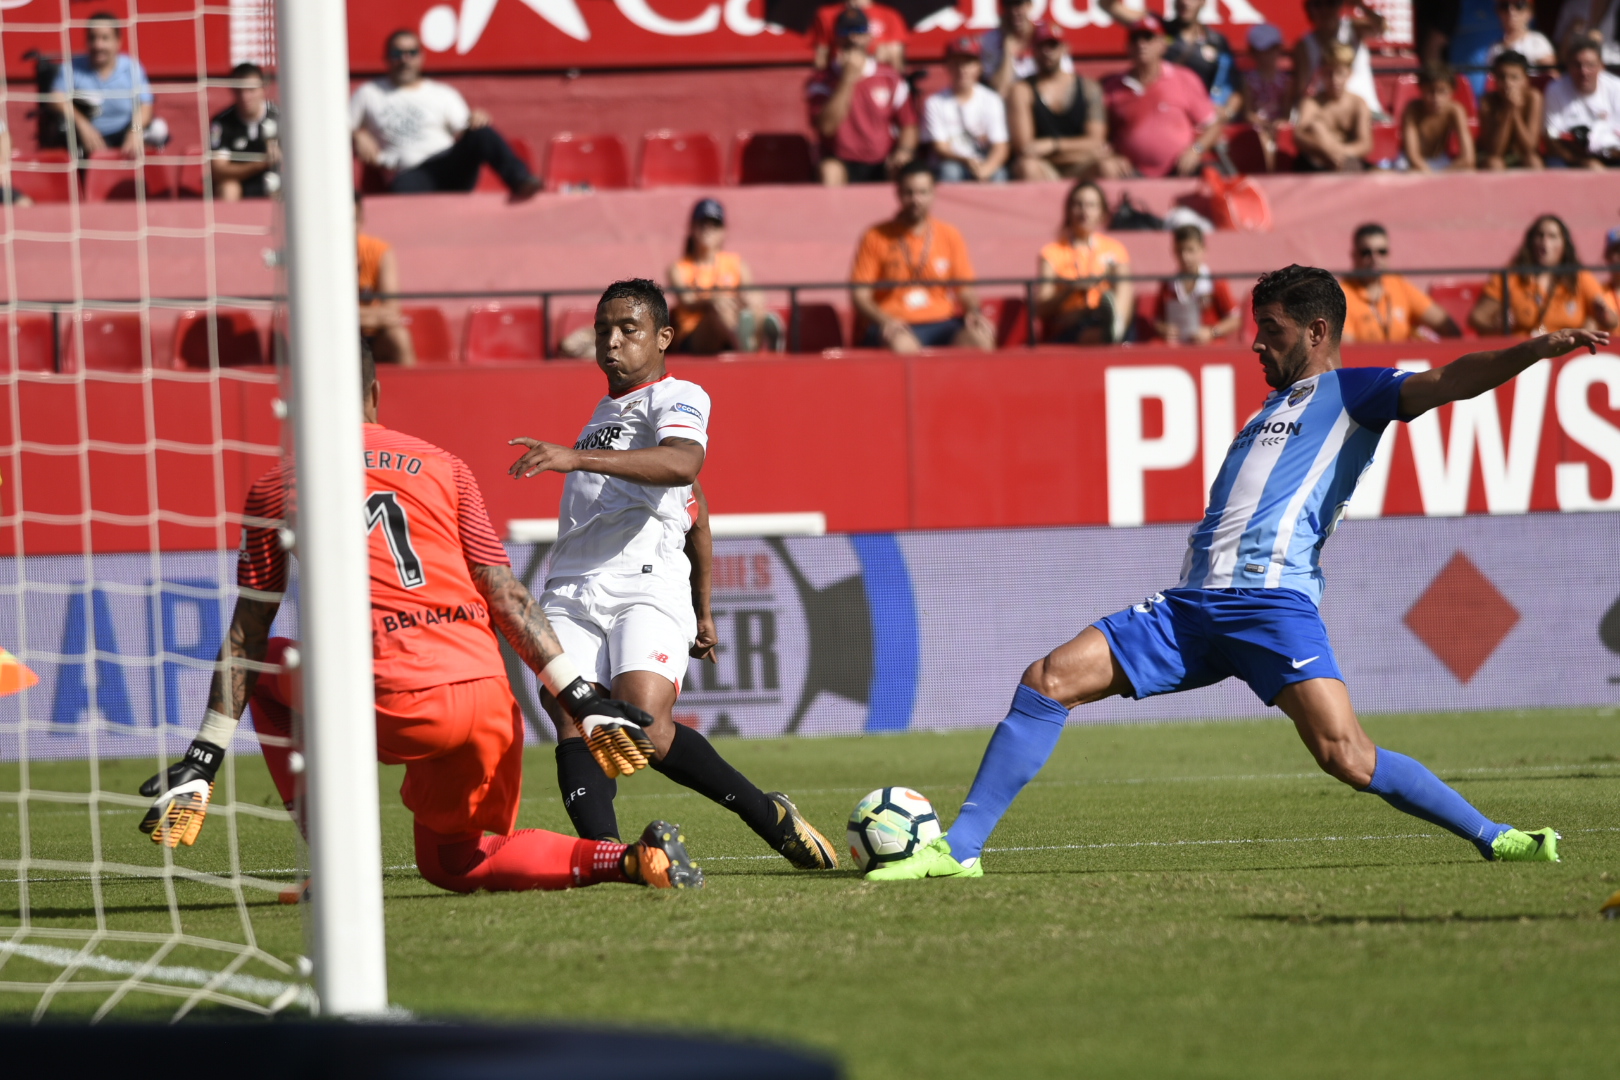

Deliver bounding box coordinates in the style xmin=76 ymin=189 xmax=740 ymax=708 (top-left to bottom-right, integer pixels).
xmin=1092 ymin=587 xmax=1344 ymax=706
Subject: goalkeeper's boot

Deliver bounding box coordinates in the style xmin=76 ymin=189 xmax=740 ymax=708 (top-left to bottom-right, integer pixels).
xmin=627 ymin=821 xmax=703 ymax=890
xmin=137 ymin=739 xmax=225 ymax=847
xmin=1491 ymin=827 xmax=1561 ymax=862
xmin=865 ymin=835 xmax=984 ymax=881
xmin=1601 ymin=889 xmax=1620 ymax=920
xmin=764 ymin=792 xmax=839 ymax=870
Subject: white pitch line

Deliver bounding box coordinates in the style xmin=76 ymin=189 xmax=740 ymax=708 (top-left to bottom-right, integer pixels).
xmin=0 ymin=941 xmax=316 ymax=1009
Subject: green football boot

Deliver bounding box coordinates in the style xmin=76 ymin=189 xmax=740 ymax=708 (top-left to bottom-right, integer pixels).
xmin=1491 ymin=827 xmax=1560 ymax=863
xmin=865 ymin=835 xmax=984 ymax=881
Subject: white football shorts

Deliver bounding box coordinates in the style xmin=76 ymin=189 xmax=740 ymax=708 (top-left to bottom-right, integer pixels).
xmin=540 ymin=574 xmax=695 ymax=689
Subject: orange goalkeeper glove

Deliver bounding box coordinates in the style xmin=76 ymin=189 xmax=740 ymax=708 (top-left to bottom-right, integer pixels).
xmin=543 ymin=655 xmax=657 ymax=778
xmin=137 ymin=739 xmax=224 ymax=847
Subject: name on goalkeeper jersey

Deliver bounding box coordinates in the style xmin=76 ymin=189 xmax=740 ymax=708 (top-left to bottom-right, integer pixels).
xmin=378 ymin=601 xmax=489 ymax=633
xmin=365 ymin=450 xmax=424 ymax=474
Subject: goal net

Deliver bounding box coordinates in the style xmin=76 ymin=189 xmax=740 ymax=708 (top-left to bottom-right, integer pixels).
xmin=0 ymin=0 xmax=373 ymax=1020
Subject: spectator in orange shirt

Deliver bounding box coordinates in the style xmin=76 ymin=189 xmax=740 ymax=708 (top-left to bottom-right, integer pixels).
xmin=1152 ymin=225 xmax=1239 ymax=344
xmin=355 ymin=192 xmax=416 ymax=367
xmin=667 ymin=198 xmax=780 ymax=354
xmin=1036 ymin=180 xmax=1133 ymax=343
xmin=1469 ymin=213 xmax=1619 ymax=335
xmin=850 ymin=161 xmax=994 ymax=352
xmin=1339 ymin=223 xmax=1460 ymax=342
xmin=1604 ymin=227 xmax=1620 ymax=317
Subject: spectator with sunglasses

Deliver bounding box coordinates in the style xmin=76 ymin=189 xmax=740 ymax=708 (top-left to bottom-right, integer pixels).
xmin=351 ymin=29 xmax=540 ymax=200
xmin=1008 ymin=21 xmax=1116 ymax=180
xmin=1339 ymin=224 xmax=1460 ymax=343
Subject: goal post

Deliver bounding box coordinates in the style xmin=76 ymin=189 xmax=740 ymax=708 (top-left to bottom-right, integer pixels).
xmin=274 ymin=0 xmax=388 ymax=1015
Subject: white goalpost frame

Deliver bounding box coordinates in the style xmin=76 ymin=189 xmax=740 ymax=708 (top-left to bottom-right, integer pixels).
xmin=274 ymin=0 xmax=389 ymax=1013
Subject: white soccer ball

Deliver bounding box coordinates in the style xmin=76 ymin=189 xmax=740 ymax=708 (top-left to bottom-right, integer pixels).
xmin=846 ymin=787 xmax=941 ymax=872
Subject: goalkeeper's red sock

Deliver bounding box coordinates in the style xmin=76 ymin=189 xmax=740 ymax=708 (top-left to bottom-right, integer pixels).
xmin=247 ymin=640 xmax=300 ymax=823
xmin=413 ymin=822 xmax=630 ymax=893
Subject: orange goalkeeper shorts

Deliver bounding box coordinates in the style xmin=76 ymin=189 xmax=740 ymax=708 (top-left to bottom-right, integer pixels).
xmin=375 ymin=677 xmax=526 ymax=838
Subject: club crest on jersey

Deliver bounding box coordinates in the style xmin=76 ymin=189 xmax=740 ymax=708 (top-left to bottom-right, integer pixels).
xmin=1287 ymin=382 xmax=1316 ymax=407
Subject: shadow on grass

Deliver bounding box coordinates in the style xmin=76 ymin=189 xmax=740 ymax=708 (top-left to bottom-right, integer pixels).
xmin=2 ymin=899 xmax=280 ymax=918
xmin=1448 ymin=772 xmax=1618 ymax=785
xmin=1241 ymin=911 xmax=1584 ymax=925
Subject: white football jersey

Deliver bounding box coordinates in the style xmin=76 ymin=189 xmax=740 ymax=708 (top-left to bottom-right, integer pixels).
xmin=546 ymin=375 xmax=710 ymax=585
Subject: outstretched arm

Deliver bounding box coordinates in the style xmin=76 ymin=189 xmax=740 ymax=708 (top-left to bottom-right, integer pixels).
xmin=507 ymin=436 xmax=704 ymax=486
xmin=470 ymin=561 xmax=565 ymax=673
xmin=1398 ymin=329 xmax=1610 ymax=417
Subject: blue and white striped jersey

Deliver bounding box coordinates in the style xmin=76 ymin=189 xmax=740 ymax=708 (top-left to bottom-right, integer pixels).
xmin=1177 ymin=366 xmax=1411 ymax=605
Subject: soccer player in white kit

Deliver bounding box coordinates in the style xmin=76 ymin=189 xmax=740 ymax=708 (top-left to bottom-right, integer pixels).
xmin=508 ymin=279 xmax=838 ymax=870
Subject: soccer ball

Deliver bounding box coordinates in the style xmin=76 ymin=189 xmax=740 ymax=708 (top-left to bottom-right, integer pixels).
xmin=846 ymin=787 xmax=941 ymax=872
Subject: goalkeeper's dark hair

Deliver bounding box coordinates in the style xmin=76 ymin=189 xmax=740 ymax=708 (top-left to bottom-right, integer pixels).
xmin=1251 ymin=264 xmax=1346 ymax=342
xmin=359 ymin=335 xmax=377 ymax=393
xmin=597 ymin=278 xmax=670 ymax=332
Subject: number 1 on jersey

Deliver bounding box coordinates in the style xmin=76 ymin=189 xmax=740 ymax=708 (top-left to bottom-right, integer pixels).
xmin=365 ymin=491 xmax=427 ymax=589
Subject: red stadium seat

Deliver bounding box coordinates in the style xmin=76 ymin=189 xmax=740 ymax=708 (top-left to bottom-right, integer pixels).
xmin=781 ymin=302 xmax=844 ymax=352
xmin=10 ymin=150 xmax=75 ymax=203
xmin=61 ymin=311 xmax=151 ymax=371
xmin=176 ymin=145 xmax=208 ymax=198
xmin=1369 ymin=122 xmax=1402 ymax=166
xmin=475 ymin=137 xmax=535 ymax=193
xmin=464 ymin=304 xmax=544 ymax=363
xmin=732 ymin=132 xmax=815 ymax=185
xmin=550 ymin=306 xmax=596 ymax=355
xmin=1271 ymin=123 xmax=1297 ymax=169
xmin=978 ymin=297 xmax=1031 ymax=347
xmin=0 ymin=312 xmax=59 ymax=372
xmin=398 ymin=306 xmax=457 ymax=364
xmin=544 ymin=134 xmax=630 ymax=192
xmin=638 ymin=131 xmax=723 ymax=188
xmin=1223 ymin=125 xmax=1270 ymax=174
xmin=1429 ymin=281 xmax=1485 ymax=338
xmin=80 ymin=151 xmax=178 ymax=202
xmin=172 ymin=308 xmax=268 ymax=368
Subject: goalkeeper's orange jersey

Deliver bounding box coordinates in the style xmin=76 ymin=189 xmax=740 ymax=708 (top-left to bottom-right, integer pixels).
xmin=238 ymin=423 xmax=511 ymax=693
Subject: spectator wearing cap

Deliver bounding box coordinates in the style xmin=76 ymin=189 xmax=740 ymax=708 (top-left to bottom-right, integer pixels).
xmin=982 ymin=0 xmax=1071 ymax=98
xmin=1101 ymin=15 xmax=1222 ymax=178
xmin=808 ymin=9 xmax=918 ymax=185
xmin=351 ymin=29 xmax=540 ymax=199
xmin=1106 ymin=0 xmax=1238 ymax=116
xmin=1009 ymin=21 xmax=1118 ymax=180
xmin=1152 ymin=225 xmax=1239 ymax=345
xmin=667 ymin=198 xmax=779 ymax=355
xmin=1036 ymin=180 xmax=1132 ymax=344
xmin=1338 ymin=224 xmax=1459 ymax=343
xmin=1479 ymin=50 xmax=1545 ymax=169
xmin=1240 ymin=24 xmax=1293 ymax=170
xmin=1543 ymin=36 xmax=1620 ymax=169
xmin=850 ymin=161 xmax=994 ymax=353
xmin=809 ymin=0 xmax=909 ymax=71
xmin=47 ymin=12 xmax=166 ymax=157
xmin=209 ymin=63 xmax=280 ymax=201
xmin=923 ymin=37 xmax=1009 ymax=183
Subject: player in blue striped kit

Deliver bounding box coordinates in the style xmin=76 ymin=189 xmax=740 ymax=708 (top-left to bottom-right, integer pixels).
xmin=871 ymin=264 xmax=1609 ymax=880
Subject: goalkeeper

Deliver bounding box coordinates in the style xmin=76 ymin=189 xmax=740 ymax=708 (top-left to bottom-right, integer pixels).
xmin=137 ymin=346 xmax=701 ymax=893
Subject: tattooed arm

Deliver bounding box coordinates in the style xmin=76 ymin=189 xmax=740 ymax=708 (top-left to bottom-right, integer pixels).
xmin=205 ymin=597 xmax=280 ymax=720
xmin=470 ymin=562 xmax=567 ymax=674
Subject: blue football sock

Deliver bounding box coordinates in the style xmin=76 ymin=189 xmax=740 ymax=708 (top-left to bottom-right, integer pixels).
xmin=1362 ymin=747 xmax=1509 ymax=859
xmin=946 ymin=684 xmax=1069 ymax=862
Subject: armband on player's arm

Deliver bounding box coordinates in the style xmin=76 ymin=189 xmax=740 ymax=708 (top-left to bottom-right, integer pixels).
xmin=137 ymin=718 xmax=232 ymax=847
xmin=540 ymin=654 xmax=656 ymax=779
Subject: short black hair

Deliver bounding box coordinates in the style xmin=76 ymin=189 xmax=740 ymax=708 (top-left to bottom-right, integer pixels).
xmin=1171 ymin=223 xmax=1205 ymax=246
xmin=87 ymin=11 xmax=121 ymax=34
xmin=1491 ymin=49 xmax=1529 ymax=73
xmin=897 ymin=158 xmax=935 ymax=184
xmin=1251 ymin=264 xmax=1346 ymax=341
xmin=597 ymin=278 xmax=670 ymax=332
xmin=359 ymin=336 xmax=377 ymax=392
xmin=1351 ymin=222 xmax=1387 ymax=248
xmin=386 ymin=28 xmax=419 ymax=53
xmin=1566 ymin=36 xmax=1602 ymax=65
xmin=230 ymin=62 xmax=265 ymax=82
xmin=1417 ymin=62 xmax=1453 ymax=88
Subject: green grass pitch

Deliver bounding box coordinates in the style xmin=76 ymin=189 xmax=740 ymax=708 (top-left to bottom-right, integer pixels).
xmin=4 ymin=707 xmax=1619 ymax=1078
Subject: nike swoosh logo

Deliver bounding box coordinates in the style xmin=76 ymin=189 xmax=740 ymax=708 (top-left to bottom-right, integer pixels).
xmin=1290 ymin=656 xmax=1320 ymax=669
